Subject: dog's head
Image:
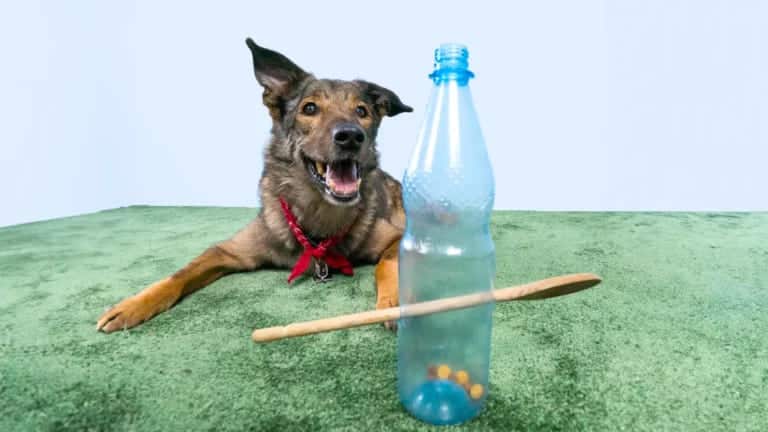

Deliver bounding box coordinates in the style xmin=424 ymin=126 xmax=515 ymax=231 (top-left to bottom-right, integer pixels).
xmin=246 ymin=39 xmax=412 ymax=206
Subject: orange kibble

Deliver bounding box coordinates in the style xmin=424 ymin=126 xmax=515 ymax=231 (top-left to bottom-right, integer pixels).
xmin=436 ymin=364 xmax=452 ymax=380
xmin=469 ymin=384 xmax=485 ymax=400
xmin=453 ymin=370 xmax=470 ymax=386
xmin=427 ymin=365 xmax=438 ymax=379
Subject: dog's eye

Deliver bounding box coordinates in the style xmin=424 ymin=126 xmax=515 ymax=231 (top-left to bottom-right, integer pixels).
xmin=302 ymin=102 xmax=318 ymax=116
xmin=355 ymin=106 xmax=368 ymax=118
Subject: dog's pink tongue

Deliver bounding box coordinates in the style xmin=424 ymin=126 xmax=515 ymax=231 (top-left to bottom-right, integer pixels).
xmin=327 ymin=162 xmax=359 ymax=195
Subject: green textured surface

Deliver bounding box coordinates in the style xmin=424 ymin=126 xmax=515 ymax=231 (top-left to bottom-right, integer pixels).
xmin=1 ymin=206 xmax=766 ymax=431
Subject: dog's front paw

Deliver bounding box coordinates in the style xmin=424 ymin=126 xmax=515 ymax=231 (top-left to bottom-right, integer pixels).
xmin=383 ymin=319 xmax=398 ymax=332
xmin=96 ymin=296 xmax=159 ymax=333
xmin=96 ymin=279 xmax=178 ymax=333
xmin=376 ymin=297 xmax=398 ymax=333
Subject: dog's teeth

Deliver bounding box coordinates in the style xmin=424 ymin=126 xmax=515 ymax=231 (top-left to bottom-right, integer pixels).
xmin=356 ymin=179 xmax=362 ymax=187
xmin=327 ymin=178 xmax=336 ymax=190
xmin=315 ymin=161 xmax=325 ymax=176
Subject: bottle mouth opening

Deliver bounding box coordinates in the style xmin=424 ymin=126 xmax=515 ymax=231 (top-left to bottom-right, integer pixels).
xmin=431 ymin=43 xmax=473 ymax=82
xmin=434 ymin=43 xmax=469 ymax=70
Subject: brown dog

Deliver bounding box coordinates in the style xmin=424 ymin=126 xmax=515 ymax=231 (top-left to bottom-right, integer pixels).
xmin=96 ymin=39 xmax=411 ymax=333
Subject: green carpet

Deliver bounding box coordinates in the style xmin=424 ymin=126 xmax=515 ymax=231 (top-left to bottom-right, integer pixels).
xmin=1 ymin=207 xmax=766 ymax=431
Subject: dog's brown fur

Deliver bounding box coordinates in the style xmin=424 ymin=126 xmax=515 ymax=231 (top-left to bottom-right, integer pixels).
xmin=97 ymin=39 xmax=411 ymax=333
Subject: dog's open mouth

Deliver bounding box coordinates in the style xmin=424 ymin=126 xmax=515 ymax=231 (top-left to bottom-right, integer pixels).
xmin=304 ymin=156 xmax=361 ymax=203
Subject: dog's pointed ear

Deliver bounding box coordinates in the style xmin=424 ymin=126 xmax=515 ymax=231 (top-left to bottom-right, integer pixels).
xmin=355 ymin=80 xmax=413 ymax=117
xmin=246 ymin=38 xmax=310 ymax=111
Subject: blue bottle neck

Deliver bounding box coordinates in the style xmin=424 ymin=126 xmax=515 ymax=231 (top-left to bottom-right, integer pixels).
xmin=429 ymin=43 xmax=475 ymax=85
xmin=429 ymin=69 xmax=474 ymax=85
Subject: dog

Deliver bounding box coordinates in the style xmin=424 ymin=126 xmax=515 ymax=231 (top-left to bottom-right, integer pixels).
xmin=96 ymin=39 xmax=412 ymax=333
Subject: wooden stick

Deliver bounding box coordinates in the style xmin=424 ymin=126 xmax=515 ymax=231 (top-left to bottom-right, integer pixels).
xmin=252 ymin=273 xmax=601 ymax=343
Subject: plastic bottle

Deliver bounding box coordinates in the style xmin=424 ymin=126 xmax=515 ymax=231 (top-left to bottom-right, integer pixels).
xmin=397 ymin=43 xmax=496 ymax=425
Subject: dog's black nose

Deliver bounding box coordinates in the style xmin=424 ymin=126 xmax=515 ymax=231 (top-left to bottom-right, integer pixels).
xmin=333 ymin=124 xmax=366 ymax=151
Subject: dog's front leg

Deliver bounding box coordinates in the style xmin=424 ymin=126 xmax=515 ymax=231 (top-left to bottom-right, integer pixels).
xmin=97 ymin=220 xmax=266 ymax=333
xmin=374 ymin=238 xmax=400 ymax=331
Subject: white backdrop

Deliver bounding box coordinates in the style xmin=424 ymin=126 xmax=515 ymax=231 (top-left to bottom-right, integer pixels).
xmin=1 ymin=1 xmax=766 ymax=227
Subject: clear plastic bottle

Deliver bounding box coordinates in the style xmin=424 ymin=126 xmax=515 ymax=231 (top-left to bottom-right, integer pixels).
xmin=397 ymin=43 xmax=496 ymax=425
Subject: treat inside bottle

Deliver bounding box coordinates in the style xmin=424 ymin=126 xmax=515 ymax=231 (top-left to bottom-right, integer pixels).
xmin=401 ymin=361 xmax=488 ymax=424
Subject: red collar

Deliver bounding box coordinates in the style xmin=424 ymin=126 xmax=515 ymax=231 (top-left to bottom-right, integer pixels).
xmin=279 ymin=197 xmax=354 ymax=283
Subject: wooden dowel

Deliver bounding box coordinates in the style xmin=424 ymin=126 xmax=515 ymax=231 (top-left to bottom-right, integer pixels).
xmin=252 ymin=273 xmax=601 ymax=343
